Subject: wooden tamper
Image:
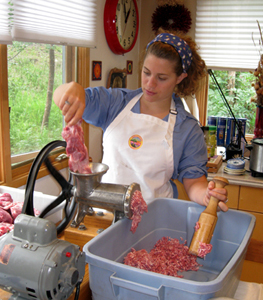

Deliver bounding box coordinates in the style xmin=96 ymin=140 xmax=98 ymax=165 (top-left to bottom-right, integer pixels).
xmin=189 ymin=176 xmax=229 ymax=257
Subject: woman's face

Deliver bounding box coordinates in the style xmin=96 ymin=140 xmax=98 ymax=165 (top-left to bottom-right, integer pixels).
xmin=141 ymin=53 xmax=185 ymax=104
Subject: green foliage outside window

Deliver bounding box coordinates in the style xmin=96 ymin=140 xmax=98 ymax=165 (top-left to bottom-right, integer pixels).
xmin=208 ymin=70 xmax=257 ymax=134
xmin=8 ymin=42 xmax=64 ymax=156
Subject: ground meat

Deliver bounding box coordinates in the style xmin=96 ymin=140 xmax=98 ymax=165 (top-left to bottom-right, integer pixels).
xmin=194 ymin=221 xmax=200 ymax=231
xmin=130 ymin=190 xmax=147 ymax=234
xmin=124 ymin=237 xmax=201 ymax=278
xmin=62 ymin=120 xmax=92 ymax=174
xmin=193 ymin=222 xmax=213 ymax=258
xmin=198 ymin=242 xmax=213 ymax=258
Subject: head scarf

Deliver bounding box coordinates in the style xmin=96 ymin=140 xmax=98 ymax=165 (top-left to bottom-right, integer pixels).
xmin=146 ymin=33 xmax=192 ymax=73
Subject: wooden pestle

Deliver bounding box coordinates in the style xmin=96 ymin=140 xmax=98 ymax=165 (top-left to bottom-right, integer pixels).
xmin=189 ymin=176 xmax=229 ymax=256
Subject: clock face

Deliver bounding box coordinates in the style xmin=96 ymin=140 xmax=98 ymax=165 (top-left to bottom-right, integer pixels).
xmin=115 ymin=0 xmax=138 ymax=51
xmin=104 ymin=0 xmax=139 ymax=55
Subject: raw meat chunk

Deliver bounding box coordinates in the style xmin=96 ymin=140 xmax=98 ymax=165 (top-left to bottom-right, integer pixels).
xmin=0 ymin=223 xmax=14 ymax=236
xmin=62 ymin=120 xmax=92 ymax=174
xmin=0 ymin=192 xmax=41 ymax=236
xmin=0 ymin=207 xmax=13 ymax=224
xmin=0 ymin=192 xmax=13 ymax=210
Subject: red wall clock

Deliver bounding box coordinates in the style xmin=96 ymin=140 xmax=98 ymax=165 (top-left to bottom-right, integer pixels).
xmin=104 ymin=0 xmax=139 ymax=55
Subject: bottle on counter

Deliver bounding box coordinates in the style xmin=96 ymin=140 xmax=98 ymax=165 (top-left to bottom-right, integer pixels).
xmin=202 ymin=125 xmax=217 ymax=159
xmin=217 ymin=117 xmax=227 ymax=147
xmin=226 ymin=117 xmax=236 ymax=146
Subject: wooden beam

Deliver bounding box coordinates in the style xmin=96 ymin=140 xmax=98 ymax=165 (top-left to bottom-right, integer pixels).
xmin=0 ymin=45 xmax=12 ymax=184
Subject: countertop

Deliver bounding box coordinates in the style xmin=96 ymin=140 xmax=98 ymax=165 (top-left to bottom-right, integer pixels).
xmin=207 ymin=161 xmax=263 ymax=189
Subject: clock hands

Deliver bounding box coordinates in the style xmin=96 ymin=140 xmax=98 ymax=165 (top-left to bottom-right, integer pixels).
xmin=121 ymin=1 xmax=131 ymax=42
xmin=124 ymin=3 xmax=126 ymax=20
xmin=125 ymin=7 xmax=130 ymax=24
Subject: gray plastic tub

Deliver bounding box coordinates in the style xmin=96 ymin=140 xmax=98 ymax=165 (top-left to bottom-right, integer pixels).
xmin=84 ymin=198 xmax=255 ymax=300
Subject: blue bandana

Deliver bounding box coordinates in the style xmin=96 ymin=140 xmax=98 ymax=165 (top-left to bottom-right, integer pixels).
xmin=146 ymin=33 xmax=193 ymax=73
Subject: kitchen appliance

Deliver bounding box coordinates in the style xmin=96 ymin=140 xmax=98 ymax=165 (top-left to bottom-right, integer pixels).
xmin=246 ymin=138 xmax=263 ymax=177
xmin=0 ymin=140 xmax=142 ymax=300
xmin=22 ymin=140 xmax=142 ymax=233
xmin=0 ymin=214 xmax=85 ymax=300
xmin=84 ymin=197 xmax=255 ymax=300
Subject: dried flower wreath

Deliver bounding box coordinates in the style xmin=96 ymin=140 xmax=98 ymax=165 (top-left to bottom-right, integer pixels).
xmin=151 ymin=4 xmax=192 ymax=35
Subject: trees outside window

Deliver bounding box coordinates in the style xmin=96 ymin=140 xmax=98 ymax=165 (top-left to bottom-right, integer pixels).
xmin=8 ymin=42 xmax=64 ymax=157
xmin=208 ymin=70 xmax=257 ymax=135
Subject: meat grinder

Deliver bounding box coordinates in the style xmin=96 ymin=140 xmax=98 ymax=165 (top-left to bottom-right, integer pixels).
xmin=22 ymin=140 xmax=141 ymax=234
xmin=70 ymin=162 xmax=140 ymax=227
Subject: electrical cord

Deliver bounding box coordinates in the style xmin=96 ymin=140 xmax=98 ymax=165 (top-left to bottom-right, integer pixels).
xmin=74 ymin=281 xmax=82 ymax=300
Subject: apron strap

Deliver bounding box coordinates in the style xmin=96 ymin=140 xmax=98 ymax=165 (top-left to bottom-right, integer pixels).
xmin=165 ymin=99 xmax=177 ymax=147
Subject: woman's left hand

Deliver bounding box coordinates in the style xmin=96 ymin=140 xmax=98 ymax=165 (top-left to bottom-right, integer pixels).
xmin=203 ymin=180 xmax=229 ymax=212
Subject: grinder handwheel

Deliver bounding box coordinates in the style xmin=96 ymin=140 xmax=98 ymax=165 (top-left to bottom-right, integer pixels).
xmin=22 ymin=140 xmax=76 ymax=235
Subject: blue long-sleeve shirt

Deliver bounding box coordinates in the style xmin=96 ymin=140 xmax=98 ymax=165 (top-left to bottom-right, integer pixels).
xmin=82 ymin=87 xmax=208 ymax=198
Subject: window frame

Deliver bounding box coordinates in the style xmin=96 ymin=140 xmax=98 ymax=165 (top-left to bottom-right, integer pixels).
xmin=0 ymin=44 xmax=90 ymax=187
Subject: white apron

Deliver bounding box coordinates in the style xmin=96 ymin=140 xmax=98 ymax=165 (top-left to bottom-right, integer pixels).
xmin=102 ymin=93 xmax=177 ymax=202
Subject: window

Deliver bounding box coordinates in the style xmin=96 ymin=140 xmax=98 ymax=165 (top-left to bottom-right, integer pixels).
xmin=0 ymin=0 xmax=96 ymax=186
xmin=195 ymin=0 xmax=263 ymax=140
xmin=208 ymin=70 xmax=256 ymax=135
xmin=8 ymin=42 xmax=64 ymax=161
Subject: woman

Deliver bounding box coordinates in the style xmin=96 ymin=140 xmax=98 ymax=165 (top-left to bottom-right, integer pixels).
xmin=53 ymin=32 xmax=228 ymax=210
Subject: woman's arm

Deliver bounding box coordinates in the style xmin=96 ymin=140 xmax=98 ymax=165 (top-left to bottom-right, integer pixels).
xmin=53 ymin=81 xmax=86 ymax=125
xmin=183 ymin=175 xmax=228 ymax=212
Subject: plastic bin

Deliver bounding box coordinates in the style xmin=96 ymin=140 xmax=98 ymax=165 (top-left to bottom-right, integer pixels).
xmin=84 ymin=198 xmax=255 ymax=300
xmin=0 ymin=186 xmax=63 ymax=223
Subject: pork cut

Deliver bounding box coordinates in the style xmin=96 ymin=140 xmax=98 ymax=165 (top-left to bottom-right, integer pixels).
xmin=62 ymin=120 xmax=92 ymax=174
xmin=0 ymin=207 xmax=13 ymax=224
xmin=0 ymin=223 xmax=14 ymax=236
xmin=0 ymin=192 xmax=41 ymax=236
xmin=124 ymin=236 xmax=201 ymax=278
xmin=0 ymin=192 xmax=13 ymax=210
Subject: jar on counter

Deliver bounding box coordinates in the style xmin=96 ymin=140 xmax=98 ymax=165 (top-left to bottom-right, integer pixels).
xmin=202 ymin=126 xmax=217 ymax=159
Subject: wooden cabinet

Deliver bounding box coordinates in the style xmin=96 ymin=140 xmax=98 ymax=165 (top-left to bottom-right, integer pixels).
xmin=239 ymin=186 xmax=263 ymax=213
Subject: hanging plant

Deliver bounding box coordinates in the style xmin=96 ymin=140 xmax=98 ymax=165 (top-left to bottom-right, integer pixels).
xmin=151 ymin=4 xmax=192 ymax=34
xmin=251 ymin=21 xmax=263 ymax=107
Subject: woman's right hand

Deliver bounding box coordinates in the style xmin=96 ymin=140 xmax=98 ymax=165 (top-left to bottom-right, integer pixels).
xmin=53 ymin=81 xmax=86 ymax=126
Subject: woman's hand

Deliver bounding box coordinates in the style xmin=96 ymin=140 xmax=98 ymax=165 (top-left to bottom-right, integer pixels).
xmin=203 ymin=180 xmax=229 ymax=212
xmin=183 ymin=176 xmax=228 ymax=211
xmin=53 ymin=81 xmax=86 ymax=126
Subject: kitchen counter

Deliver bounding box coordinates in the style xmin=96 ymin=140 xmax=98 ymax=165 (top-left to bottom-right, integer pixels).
xmin=207 ymin=160 xmax=263 ymax=189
